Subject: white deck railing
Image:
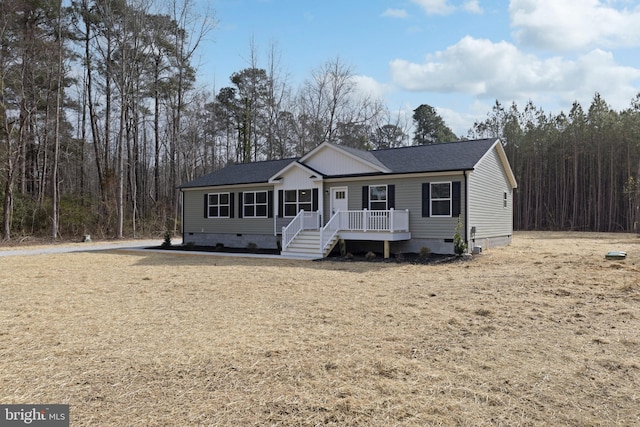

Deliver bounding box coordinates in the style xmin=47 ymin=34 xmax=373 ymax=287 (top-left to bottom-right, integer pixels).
xmin=284 ymin=209 xmax=409 ymax=253
xmin=320 ymin=209 xmax=409 ymax=252
xmin=281 ymin=210 xmax=321 ymax=250
xmin=333 ymin=209 xmax=409 ymax=232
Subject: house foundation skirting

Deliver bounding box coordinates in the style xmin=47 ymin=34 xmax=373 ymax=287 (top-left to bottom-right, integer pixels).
xmin=183 ymin=232 xmax=280 ymax=250
xmin=342 ymin=235 xmax=512 ymax=256
xmin=470 ymin=235 xmax=512 ymax=251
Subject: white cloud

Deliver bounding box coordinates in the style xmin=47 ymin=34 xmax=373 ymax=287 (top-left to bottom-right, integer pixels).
xmin=510 ymin=0 xmax=640 ymax=51
xmin=381 ymin=8 xmax=409 ymax=18
xmin=389 ymin=36 xmax=640 ymax=110
xmin=410 ymin=0 xmax=455 ymax=15
xmin=435 ymin=106 xmax=481 ymax=137
xmin=410 ymin=0 xmax=484 ymax=15
xmin=463 ymin=0 xmax=483 ymax=14
xmin=352 ymin=75 xmax=394 ymax=99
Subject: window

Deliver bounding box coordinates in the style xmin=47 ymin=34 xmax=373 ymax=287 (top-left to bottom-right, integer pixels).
xmin=369 ymin=185 xmax=387 ymax=210
xmin=431 ymin=182 xmax=451 ymax=217
xmin=335 ymin=190 xmax=346 ymax=200
xmin=284 ymin=189 xmax=312 ymax=216
xmin=207 ymin=193 xmax=230 ymax=218
xmin=422 ymin=181 xmax=460 ymax=218
xmin=243 ymin=191 xmax=268 ymax=217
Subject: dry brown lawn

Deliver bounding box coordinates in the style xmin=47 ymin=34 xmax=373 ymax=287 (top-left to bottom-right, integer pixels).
xmin=1 ymin=231 xmax=639 ymax=426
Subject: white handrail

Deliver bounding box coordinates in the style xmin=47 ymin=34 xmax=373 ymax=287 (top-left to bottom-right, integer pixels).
xmin=282 ymin=210 xmax=322 ymax=250
xmin=320 ymin=211 xmax=341 ymax=252
xmin=281 ymin=210 xmax=306 ymax=250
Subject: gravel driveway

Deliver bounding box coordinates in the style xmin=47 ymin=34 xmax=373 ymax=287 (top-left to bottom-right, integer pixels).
xmin=0 ymin=238 xmax=176 ymax=257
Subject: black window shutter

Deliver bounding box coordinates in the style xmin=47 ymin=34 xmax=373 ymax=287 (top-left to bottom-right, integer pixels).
xmin=238 ymin=192 xmax=243 ymax=218
xmin=204 ymin=194 xmax=208 ymax=218
xmin=229 ymin=193 xmax=235 ymax=218
xmin=422 ymin=183 xmax=430 ymax=217
xmin=388 ymin=185 xmax=395 ymax=209
xmin=362 ymin=186 xmax=369 ymax=209
xmin=452 ymin=182 xmax=461 ymax=217
xmin=312 ymin=188 xmax=319 ymax=211
xmin=268 ymin=191 xmax=274 ymax=218
xmin=278 ymin=190 xmax=284 ymax=218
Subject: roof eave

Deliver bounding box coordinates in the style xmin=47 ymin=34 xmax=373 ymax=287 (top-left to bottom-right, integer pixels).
xmin=268 ymin=160 xmax=325 ymax=183
xmin=484 ymin=139 xmax=518 ymax=189
xmin=324 ymin=168 xmax=474 ymax=180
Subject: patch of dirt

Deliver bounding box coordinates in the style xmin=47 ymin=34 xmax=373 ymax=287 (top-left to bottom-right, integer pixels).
xmin=321 ymin=251 xmax=464 ymax=264
xmin=150 ymin=244 xmax=280 ymax=255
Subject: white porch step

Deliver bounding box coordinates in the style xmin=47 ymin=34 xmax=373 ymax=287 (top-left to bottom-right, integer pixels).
xmin=281 ymin=230 xmax=338 ymax=259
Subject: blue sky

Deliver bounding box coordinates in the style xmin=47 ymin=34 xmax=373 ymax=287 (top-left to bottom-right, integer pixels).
xmin=195 ymin=0 xmax=640 ymax=136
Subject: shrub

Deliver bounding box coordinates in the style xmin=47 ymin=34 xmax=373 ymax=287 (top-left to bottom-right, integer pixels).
xmin=162 ymin=230 xmax=172 ymax=247
xmin=453 ymin=217 xmax=468 ymax=256
xmin=246 ymin=242 xmax=258 ymax=250
xmin=395 ymin=252 xmax=405 ymax=263
xmin=419 ymin=246 xmax=431 ymax=259
xmin=365 ymin=251 xmax=376 ymax=261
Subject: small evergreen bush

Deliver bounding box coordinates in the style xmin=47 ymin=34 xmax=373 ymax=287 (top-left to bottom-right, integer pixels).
xmin=162 ymin=231 xmax=172 ymax=247
xmin=419 ymin=246 xmax=431 ymax=259
xmin=453 ymin=217 xmax=467 ymax=256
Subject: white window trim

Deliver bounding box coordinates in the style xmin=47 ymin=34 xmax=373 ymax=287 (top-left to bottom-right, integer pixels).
xmin=243 ymin=191 xmax=269 ymax=218
xmin=284 ymin=189 xmax=313 ymax=217
xmin=207 ymin=192 xmax=230 ymax=218
xmin=369 ymin=184 xmax=388 ymax=210
xmin=430 ymin=182 xmax=452 ymax=217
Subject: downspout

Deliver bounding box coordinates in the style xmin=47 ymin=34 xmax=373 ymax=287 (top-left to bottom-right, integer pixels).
xmin=180 ymin=190 xmax=185 ymax=242
xmin=464 ymin=170 xmax=469 ymax=247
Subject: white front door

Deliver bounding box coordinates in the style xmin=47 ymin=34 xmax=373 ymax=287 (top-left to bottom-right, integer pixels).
xmin=330 ymin=187 xmax=348 ymax=216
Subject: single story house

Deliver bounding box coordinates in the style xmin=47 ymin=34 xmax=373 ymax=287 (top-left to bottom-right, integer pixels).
xmin=179 ymin=138 xmax=518 ymax=259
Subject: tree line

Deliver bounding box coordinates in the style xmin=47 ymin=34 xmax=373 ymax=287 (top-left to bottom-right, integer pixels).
xmin=1 ymin=0 xmax=411 ymax=241
xmin=1 ymin=1 xmax=638 ymax=241
xmin=470 ymin=95 xmax=640 ymax=232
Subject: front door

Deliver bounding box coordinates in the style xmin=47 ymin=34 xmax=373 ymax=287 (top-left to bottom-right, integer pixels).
xmin=330 ymin=187 xmax=348 ymax=216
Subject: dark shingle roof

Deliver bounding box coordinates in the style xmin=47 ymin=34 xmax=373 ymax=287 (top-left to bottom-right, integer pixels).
xmin=335 ymin=144 xmax=389 ymax=170
xmin=370 ymin=138 xmax=498 ymax=174
xmin=179 ymin=139 xmax=499 ymax=189
xmin=179 ymin=158 xmax=297 ymax=189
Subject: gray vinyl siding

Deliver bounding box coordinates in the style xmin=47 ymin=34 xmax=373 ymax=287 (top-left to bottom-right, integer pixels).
xmin=182 ymin=186 xmax=275 ymax=235
xmin=324 ymin=173 xmax=466 ymax=240
xmin=468 ymin=147 xmax=513 ymax=239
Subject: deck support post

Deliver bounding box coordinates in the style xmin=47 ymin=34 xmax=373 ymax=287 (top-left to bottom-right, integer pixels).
xmin=384 ymin=240 xmax=390 ymax=259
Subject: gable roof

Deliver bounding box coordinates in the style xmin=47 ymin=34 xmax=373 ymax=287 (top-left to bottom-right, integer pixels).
xmin=180 ymin=158 xmax=297 ymax=189
xmin=370 ymin=138 xmax=498 ymax=175
xmin=179 ymin=138 xmax=511 ymax=189
xmin=300 ymin=142 xmax=390 ymax=173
